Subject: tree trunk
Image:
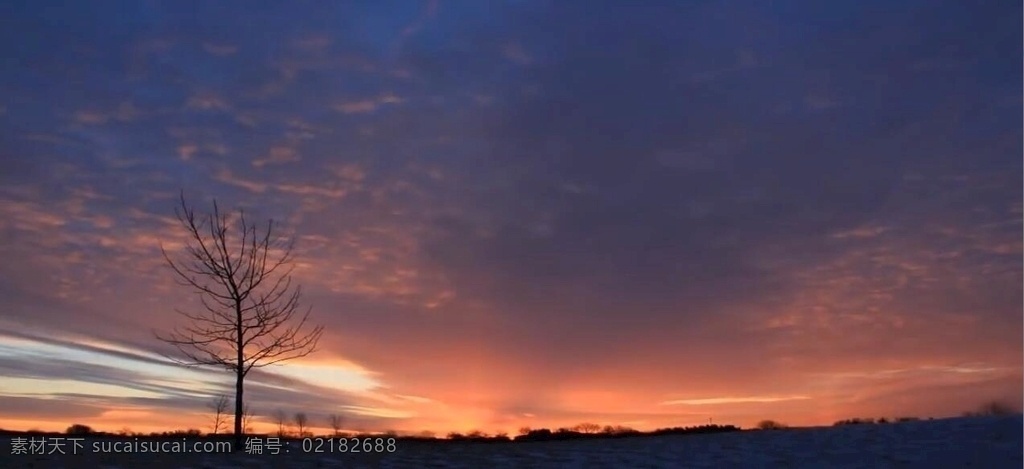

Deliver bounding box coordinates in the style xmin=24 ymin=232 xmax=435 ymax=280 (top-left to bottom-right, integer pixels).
xmin=234 ymin=367 xmax=243 ymax=450
xmin=234 ymin=305 xmax=244 ymax=451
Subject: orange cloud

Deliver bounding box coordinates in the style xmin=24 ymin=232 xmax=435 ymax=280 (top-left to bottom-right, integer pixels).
xmin=253 ymin=146 xmax=301 ymax=167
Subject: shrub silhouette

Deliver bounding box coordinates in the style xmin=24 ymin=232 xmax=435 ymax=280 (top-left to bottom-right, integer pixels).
xmin=649 ymin=425 xmax=740 ymax=436
xmin=167 ymin=429 xmax=203 ymax=437
xmin=446 ymin=430 xmax=496 ymax=442
xmin=757 ymin=420 xmax=786 ymax=430
xmin=601 ymin=425 xmax=638 ymax=435
xmin=66 ymin=424 xmax=93 ymax=435
xmin=515 ymin=428 xmax=551 ymax=441
xmin=833 ymin=418 xmax=874 ymax=426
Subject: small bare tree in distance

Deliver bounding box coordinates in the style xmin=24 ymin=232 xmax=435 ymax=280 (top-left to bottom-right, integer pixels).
xmin=209 ymin=394 xmax=230 ymax=434
xmin=294 ymin=412 xmax=309 ymax=437
xmin=328 ymin=414 xmax=344 ymax=437
xmin=274 ymin=409 xmax=288 ymax=437
xmin=241 ymin=403 xmax=254 ymax=434
xmin=155 ymin=192 xmax=324 ymax=450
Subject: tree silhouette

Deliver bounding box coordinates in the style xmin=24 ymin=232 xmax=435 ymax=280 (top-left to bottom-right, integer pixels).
xmin=155 ymin=192 xmax=324 ymax=450
xmin=274 ymin=409 xmax=289 ymax=437
xmin=241 ymin=402 xmax=254 ymax=434
xmin=294 ymin=412 xmax=309 ymax=437
xmin=328 ymin=414 xmax=344 ymax=437
xmin=208 ymin=395 xmax=230 ymax=434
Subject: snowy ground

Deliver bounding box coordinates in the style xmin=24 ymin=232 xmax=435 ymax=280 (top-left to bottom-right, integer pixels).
xmin=3 ymin=415 xmax=1020 ymax=468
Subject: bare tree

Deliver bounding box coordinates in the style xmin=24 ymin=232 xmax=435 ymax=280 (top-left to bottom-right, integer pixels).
xmin=294 ymin=412 xmax=309 ymax=437
xmin=274 ymin=409 xmax=289 ymax=437
xmin=209 ymin=395 xmax=230 ymax=434
xmin=328 ymin=414 xmax=344 ymax=437
xmin=155 ymin=192 xmax=324 ymax=450
xmin=241 ymin=402 xmax=254 ymax=434
xmin=574 ymin=422 xmax=600 ymax=434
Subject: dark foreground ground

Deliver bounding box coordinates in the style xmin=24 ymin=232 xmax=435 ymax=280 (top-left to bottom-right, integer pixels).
xmin=3 ymin=415 xmax=1021 ymax=468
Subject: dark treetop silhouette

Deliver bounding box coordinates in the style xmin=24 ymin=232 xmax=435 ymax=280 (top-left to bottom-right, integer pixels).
xmin=155 ymin=192 xmax=323 ymax=450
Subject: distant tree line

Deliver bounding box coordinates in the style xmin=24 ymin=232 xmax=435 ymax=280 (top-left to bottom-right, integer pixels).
xmin=61 ymin=424 xmax=207 ymax=438
xmin=830 ymin=400 xmax=1020 ymax=427
xmin=43 ymin=421 xmax=741 ymax=442
xmin=443 ymin=423 xmax=742 ymax=443
xmin=23 ymin=399 xmax=1015 ymax=442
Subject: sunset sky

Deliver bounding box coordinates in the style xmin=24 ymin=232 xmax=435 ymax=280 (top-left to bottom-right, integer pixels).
xmin=0 ymin=1 xmax=1021 ymax=436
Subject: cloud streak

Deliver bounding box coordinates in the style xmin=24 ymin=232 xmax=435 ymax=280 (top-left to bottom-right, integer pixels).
xmin=662 ymin=396 xmax=812 ymax=406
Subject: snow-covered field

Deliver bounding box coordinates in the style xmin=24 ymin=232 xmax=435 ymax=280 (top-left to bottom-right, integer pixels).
xmin=4 ymin=415 xmax=1020 ymax=468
